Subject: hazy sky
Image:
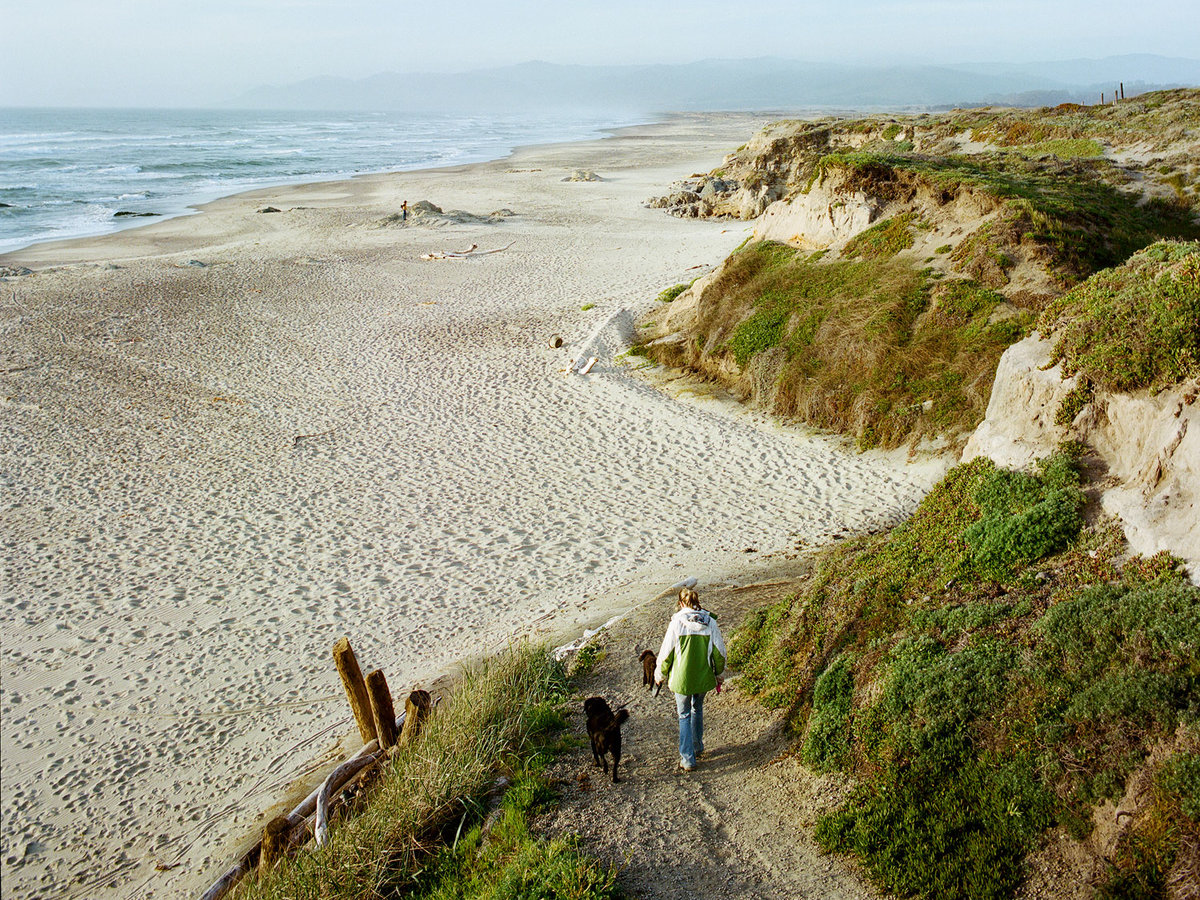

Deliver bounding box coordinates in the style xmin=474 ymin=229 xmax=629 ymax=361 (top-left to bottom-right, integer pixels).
xmin=3 ymin=0 xmax=1198 ymax=107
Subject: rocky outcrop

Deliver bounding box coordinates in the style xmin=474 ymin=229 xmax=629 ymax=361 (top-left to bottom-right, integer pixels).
xmin=374 ymin=201 xmax=515 ymax=228
xmin=963 ymin=335 xmax=1200 ymax=579
xmin=646 ymin=176 xmax=750 ymax=218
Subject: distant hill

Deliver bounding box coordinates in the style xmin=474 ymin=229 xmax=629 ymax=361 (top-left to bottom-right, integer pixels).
xmin=225 ymin=55 xmax=1200 ymax=113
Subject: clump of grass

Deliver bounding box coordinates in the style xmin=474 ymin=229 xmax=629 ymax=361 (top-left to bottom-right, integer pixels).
xmin=818 ymin=634 xmax=1054 ymax=900
xmin=802 ymin=654 xmax=855 ymax=771
xmin=950 ymin=217 xmax=1020 ymax=287
xmin=413 ymin=768 xmax=621 ymax=900
xmin=241 ymin=646 xmax=614 ymax=900
xmin=1039 ymin=240 xmax=1200 ymax=392
xmin=1054 ymin=379 xmax=1094 ymax=425
xmin=565 ymin=640 xmax=604 ymax=678
xmin=964 ymin=460 xmax=1085 ymax=581
xmin=842 ymin=213 xmax=919 ymax=259
xmin=821 ymin=150 xmax=1200 ymax=283
xmin=655 ymin=283 xmax=690 ymax=303
xmin=641 ymin=240 xmax=1030 ymax=449
xmin=1158 ymin=752 xmax=1200 ymax=821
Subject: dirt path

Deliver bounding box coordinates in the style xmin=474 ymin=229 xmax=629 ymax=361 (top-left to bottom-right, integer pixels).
xmin=539 ymin=571 xmax=882 ymax=900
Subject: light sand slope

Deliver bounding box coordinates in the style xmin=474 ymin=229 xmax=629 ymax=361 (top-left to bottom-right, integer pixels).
xmin=1 ymin=116 xmax=942 ymax=899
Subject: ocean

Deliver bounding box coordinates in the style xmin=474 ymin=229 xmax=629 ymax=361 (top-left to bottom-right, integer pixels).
xmin=0 ymin=107 xmax=634 ymax=254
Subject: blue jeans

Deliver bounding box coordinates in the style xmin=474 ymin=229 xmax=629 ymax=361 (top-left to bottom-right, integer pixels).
xmin=675 ymin=692 xmax=706 ymax=766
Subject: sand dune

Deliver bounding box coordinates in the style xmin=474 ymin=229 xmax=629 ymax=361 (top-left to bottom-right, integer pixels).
xmin=0 ymin=116 xmax=945 ymax=899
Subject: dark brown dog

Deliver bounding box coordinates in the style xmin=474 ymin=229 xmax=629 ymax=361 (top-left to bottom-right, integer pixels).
xmin=639 ymin=650 xmax=657 ymax=688
xmin=583 ymin=696 xmax=629 ymax=783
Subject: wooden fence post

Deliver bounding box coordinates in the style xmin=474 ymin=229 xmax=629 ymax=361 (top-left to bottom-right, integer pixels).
xmin=399 ymin=689 xmax=433 ymax=746
xmin=333 ymin=637 xmax=376 ymax=744
xmin=259 ymin=815 xmax=292 ymax=870
xmin=365 ymin=669 xmax=398 ymax=749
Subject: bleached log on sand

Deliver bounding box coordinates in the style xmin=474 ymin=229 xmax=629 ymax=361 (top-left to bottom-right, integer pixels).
xmin=420 ymin=241 xmax=514 ymax=260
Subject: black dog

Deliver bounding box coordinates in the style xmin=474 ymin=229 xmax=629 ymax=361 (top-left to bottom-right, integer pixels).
xmin=584 ymin=696 xmax=629 ymax=783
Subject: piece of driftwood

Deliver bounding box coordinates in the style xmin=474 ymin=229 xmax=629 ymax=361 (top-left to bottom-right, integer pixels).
xmin=399 ymin=690 xmax=433 ymax=746
xmin=314 ymin=744 xmax=386 ymax=845
xmin=199 ymin=847 xmax=257 ymax=900
xmin=365 ymin=669 xmax=398 ymax=749
xmin=293 ymin=428 xmax=336 ymax=447
xmin=420 ymin=241 xmax=514 ymax=260
xmin=333 ymin=637 xmax=376 ymax=744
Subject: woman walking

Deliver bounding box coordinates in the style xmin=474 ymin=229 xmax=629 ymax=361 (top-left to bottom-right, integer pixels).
xmin=654 ymin=587 xmax=726 ymax=771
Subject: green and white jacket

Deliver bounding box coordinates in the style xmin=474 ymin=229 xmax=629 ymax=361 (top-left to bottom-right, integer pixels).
xmin=654 ymin=608 xmax=727 ymax=696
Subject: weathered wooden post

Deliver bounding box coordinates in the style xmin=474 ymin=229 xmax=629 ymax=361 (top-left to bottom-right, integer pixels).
xmin=365 ymin=669 xmax=398 ymax=749
xmin=259 ymin=815 xmax=292 ymax=870
xmin=333 ymin=637 xmax=377 ymax=744
xmin=1120 ymin=82 xmax=1125 ymax=100
xmin=1101 ymin=92 xmax=1105 ymax=105
xmin=399 ymin=689 xmax=433 ymax=746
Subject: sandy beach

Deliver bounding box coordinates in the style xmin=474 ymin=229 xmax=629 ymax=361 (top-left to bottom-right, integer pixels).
xmin=1 ymin=115 xmax=946 ymax=900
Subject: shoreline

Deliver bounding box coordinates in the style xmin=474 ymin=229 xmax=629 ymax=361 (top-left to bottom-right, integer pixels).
xmin=0 ymin=113 xmax=944 ymax=900
xmin=0 ymin=112 xmax=756 ymax=267
xmin=0 ymin=109 xmax=658 ymax=259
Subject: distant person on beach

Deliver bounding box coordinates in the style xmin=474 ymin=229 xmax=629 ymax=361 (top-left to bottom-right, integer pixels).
xmin=401 ymin=200 xmax=408 ymax=222
xmin=654 ymin=587 xmax=726 ymax=771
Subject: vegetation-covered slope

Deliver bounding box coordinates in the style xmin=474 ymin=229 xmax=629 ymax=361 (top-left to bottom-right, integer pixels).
xmin=654 ymin=88 xmax=1200 ymax=223
xmin=638 ymin=90 xmax=1200 ymax=450
xmin=728 ymin=447 xmax=1199 ymax=899
xmin=642 ymin=240 xmax=1030 ymax=448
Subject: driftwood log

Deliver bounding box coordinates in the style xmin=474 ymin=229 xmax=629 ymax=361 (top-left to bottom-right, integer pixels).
xmin=333 ymin=637 xmax=376 ymax=744
xmin=313 ymin=743 xmax=387 ymax=846
xmin=199 ymin=848 xmax=258 ymax=900
xmin=420 ymin=241 xmax=514 ymax=260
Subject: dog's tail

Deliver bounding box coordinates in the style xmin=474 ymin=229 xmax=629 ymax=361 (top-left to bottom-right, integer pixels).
xmin=615 ymin=708 xmax=630 ymax=725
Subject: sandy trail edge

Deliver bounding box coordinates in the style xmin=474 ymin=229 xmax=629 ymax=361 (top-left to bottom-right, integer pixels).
xmin=1 ymin=114 xmax=943 ymax=900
